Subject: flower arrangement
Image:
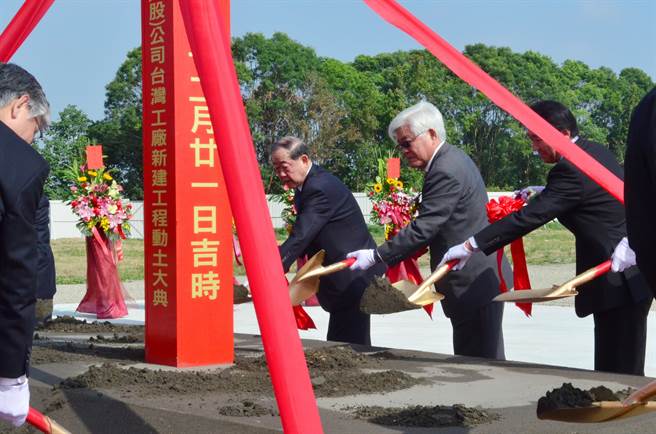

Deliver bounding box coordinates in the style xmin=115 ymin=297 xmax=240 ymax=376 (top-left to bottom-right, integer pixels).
xmin=271 ymin=188 xmax=297 ymax=234
xmin=64 ymin=160 xmax=133 ymax=241
xmin=367 ymin=159 xmax=419 ymax=240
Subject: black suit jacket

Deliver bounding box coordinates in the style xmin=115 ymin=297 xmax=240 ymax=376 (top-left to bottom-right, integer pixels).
xmin=625 ymin=87 xmax=656 ymax=289
xmin=475 ymin=138 xmax=652 ymax=318
xmin=36 ymin=194 xmax=56 ymax=299
xmin=279 ymin=165 xmax=384 ymax=312
xmin=377 ymin=143 xmax=512 ymax=319
xmin=0 ymin=121 xmax=49 ymax=377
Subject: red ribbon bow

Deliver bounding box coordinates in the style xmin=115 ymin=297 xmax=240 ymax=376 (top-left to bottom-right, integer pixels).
xmin=486 ymin=196 xmax=532 ymax=317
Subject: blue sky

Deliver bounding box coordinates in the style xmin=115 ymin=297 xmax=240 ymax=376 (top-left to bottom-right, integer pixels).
xmin=2 ymin=0 xmax=654 ymax=121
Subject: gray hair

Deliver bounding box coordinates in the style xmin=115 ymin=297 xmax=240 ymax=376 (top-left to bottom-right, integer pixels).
xmin=271 ymin=136 xmax=311 ymax=160
xmin=0 ymin=63 xmax=50 ymax=132
xmin=388 ymin=101 xmax=446 ymax=144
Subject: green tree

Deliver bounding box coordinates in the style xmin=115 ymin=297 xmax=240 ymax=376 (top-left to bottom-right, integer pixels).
xmin=89 ymin=47 xmax=143 ymax=199
xmin=37 ymin=105 xmax=92 ymax=198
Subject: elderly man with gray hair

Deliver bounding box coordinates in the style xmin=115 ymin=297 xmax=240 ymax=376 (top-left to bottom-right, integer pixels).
xmin=0 ymin=63 xmax=50 ymax=428
xmin=348 ymin=101 xmax=510 ymax=360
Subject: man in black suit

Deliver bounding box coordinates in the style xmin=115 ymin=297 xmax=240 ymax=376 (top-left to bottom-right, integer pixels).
xmin=611 ymin=87 xmax=656 ymax=289
xmin=442 ymin=100 xmax=653 ymax=375
xmin=273 ymin=136 xmax=384 ymax=345
xmin=348 ymin=101 xmax=510 ymax=360
xmin=0 ymin=63 xmax=50 ymax=427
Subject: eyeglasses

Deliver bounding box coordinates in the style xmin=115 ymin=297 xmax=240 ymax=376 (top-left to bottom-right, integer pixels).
xmin=397 ymin=129 xmax=428 ymax=149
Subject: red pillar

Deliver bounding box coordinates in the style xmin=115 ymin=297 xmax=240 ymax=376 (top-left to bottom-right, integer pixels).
xmin=142 ymin=0 xmax=234 ymax=366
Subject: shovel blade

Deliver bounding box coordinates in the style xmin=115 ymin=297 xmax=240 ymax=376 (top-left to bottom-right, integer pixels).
xmin=538 ymin=401 xmax=656 ymax=423
xmin=288 ymin=250 xmax=325 ymax=306
xmin=493 ymin=287 xmax=577 ymax=303
xmin=289 ymin=276 xmax=320 ymax=306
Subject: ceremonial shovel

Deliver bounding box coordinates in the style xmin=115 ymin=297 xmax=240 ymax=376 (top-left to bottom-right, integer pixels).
xmin=493 ymin=260 xmax=611 ymax=303
xmin=289 ymin=251 xmax=358 ymax=305
xmin=537 ymin=384 xmax=656 ymax=423
xmin=27 ymin=407 xmax=71 ymax=434
xmin=288 ymin=250 xmax=325 ymax=306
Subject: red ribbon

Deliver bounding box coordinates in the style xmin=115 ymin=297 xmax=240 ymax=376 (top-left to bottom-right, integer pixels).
xmin=487 ymin=196 xmax=532 ymax=316
xmin=0 ymin=0 xmax=54 ymax=62
xmin=363 ymin=0 xmax=624 ymax=204
xmin=293 ymin=305 xmax=317 ymax=330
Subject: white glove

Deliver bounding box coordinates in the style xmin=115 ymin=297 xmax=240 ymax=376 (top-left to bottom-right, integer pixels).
xmin=347 ymin=249 xmax=376 ymax=271
xmin=611 ymin=237 xmax=636 ymax=272
xmin=0 ymin=375 xmax=29 ymax=427
xmin=440 ymin=240 xmax=475 ymax=270
xmin=514 ymin=185 xmax=545 ymax=201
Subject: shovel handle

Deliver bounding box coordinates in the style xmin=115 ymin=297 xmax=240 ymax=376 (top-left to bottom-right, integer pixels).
xmin=555 ymin=260 xmax=611 ymax=294
xmin=622 ymin=380 xmax=656 ymax=405
xmin=321 ymin=258 xmax=356 ymax=275
xmin=414 ymin=260 xmax=456 ymax=295
xmin=27 ymin=407 xmax=71 ymax=434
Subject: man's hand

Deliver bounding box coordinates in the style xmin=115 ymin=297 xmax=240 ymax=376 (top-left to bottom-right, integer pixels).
xmin=0 ymin=376 xmax=29 ymax=427
xmin=347 ymin=249 xmax=376 ymax=271
xmin=514 ymin=185 xmax=545 ymax=201
xmin=611 ymin=237 xmax=636 ymax=272
xmin=440 ymin=240 xmax=475 ymax=270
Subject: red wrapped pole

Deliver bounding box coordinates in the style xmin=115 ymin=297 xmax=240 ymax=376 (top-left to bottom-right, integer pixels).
xmin=0 ymin=0 xmax=55 ymax=62
xmin=364 ymin=0 xmax=624 ymax=204
xmin=176 ymin=1 xmax=323 ymax=433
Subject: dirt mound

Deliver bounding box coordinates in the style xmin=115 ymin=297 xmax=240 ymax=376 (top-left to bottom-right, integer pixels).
xmin=60 ymin=345 xmax=421 ymax=398
xmin=352 ymin=404 xmax=499 ymax=427
xmin=89 ymin=333 xmax=141 ymax=343
xmin=36 ymin=315 xmax=144 ymax=336
xmin=237 ymin=346 xmax=377 ymax=372
xmin=537 ymin=383 xmax=637 ymax=414
xmin=31 ymin=342 xmax=144 ymax=364
xmin=218 ymin=400 xmax=277 ymax=417
xmin=314 ymin=370 xmax=420 ymax=397
xmin=360 ymin=277 xmax=419 ymax=314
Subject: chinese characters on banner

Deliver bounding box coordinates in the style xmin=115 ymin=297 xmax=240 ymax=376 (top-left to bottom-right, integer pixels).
xmin=142 ymin=0 xmax=233 ymax=366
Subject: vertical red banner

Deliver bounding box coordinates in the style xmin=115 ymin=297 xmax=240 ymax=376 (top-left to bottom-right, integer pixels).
xmin=142 ymin=0 xmax=233 ymax=366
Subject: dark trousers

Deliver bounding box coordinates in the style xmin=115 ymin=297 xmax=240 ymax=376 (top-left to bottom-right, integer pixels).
xmin=451 ymin=301 xmax=505 ymax=360
xmin=327 ymin=304 xmax=371 ymax=346
xmin=593 ymin=299 xmax=651 ymax=376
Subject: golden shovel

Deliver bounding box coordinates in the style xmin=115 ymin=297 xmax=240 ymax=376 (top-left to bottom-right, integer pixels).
xmin=493 ymin=260 xmax=611 ymax=303
xmin=404 ymin=260 xmax=456 ymax=306
xmin=288 ymin=251 xmax=357 ymax=305
xmin=360 ymin=260 xmax=454 ymax=314
xmin=538 ymin=383 xmax=656 ymax=423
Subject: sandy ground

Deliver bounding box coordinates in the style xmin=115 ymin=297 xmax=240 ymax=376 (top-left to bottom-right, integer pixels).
xmin=3 ymin=328 xmax=656 ymax=434
xmin=6 ymin=263 xmax=652 ymax=433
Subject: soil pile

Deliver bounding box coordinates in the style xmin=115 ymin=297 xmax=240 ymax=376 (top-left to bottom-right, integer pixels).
xmin=89 ymin=333 xmax=141 ymax=344
xmin=60 ymin=346 xmax=421 ymax=398
xmin=352 ymin=404 xmax=499 ymax=428
xmin=537 ymin=383 xmax=638 ymax=414
xmin=36 ymin=316 xmax=144 ymax=337
xmin=31 ymin=342 xmax=144 ymax=364
xmin=233 ymin=284 xmax=251 ymax=304
xmin=360 ymin=277 xmax=420 ymax=314
xmin=218 ymin=400 xmax=277 ymax=417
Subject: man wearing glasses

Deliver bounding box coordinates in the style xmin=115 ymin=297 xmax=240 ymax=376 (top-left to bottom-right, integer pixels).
xmin=348 ymin=101 xmax=510 ymax=360
xmin=0 ymin=63 xmax=50 ymax=428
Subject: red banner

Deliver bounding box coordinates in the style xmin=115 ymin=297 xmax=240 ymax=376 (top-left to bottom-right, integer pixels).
xmin=364 ymin=0 xmax=624 ymax=204
xmin=142 ymin=0 xmax=233 ymax=367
